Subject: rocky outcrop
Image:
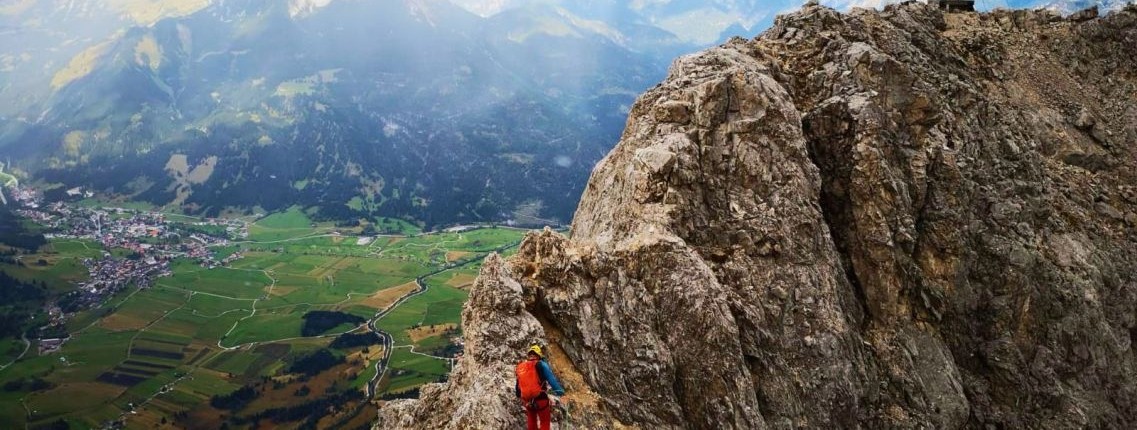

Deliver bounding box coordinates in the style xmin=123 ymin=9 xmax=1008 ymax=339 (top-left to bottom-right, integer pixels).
xmin=378 ymin=3 xmax=1137 ymax=429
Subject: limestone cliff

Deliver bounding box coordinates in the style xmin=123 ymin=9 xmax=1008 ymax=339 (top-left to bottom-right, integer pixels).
xmin=378 ymin=3 xmax=1137 ymax=428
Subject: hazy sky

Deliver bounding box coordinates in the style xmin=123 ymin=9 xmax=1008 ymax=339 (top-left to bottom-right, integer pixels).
xmin=448 ymin=0 xmax=522 ymax=16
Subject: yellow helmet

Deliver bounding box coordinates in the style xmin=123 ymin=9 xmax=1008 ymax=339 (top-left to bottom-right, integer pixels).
xmin=527 ymin=344 xmax=543 ymax=358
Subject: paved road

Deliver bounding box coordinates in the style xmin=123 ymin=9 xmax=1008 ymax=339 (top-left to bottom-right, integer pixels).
xmin=365 ymin=277 xmax=427 ymax=399
xmin=365 ymin=241 xmax=518 ymax=399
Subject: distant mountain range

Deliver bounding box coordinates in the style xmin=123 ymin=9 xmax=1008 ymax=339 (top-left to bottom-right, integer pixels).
xmin=1039 ymin=0 xmax=1134 ymax=14
xmin=0 ymin=0 xmax=1124 ymax=227
xmin=0 ymin=0 xmax=679 ymax=228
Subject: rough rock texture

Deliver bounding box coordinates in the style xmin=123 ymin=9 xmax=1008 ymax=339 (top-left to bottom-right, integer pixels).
xmin=378 ymin=3 xmax=1137 ymax=429
xmin=378 ymin=254 xmax=547 ymax=429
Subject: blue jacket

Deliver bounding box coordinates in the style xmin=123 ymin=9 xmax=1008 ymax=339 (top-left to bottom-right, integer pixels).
xmin=515 ymin=359 xmax=565 ymax=397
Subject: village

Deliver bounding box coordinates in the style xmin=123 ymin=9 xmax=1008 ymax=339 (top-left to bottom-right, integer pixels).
xmin=8 ymin=186 xmax=249 ymax=352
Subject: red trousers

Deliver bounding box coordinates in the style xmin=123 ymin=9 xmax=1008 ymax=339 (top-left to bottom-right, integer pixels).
xmin=525 ymin=398 xmax=551 ymax=430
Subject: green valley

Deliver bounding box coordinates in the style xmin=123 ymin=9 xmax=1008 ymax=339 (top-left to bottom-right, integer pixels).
xmin=0 ymin=189 xmax=528 ymax=429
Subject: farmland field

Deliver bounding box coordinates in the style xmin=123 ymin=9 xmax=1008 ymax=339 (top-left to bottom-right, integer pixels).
xmin=379 ymin=348 xmax=451 ymax=394
xmin=246 ymin=207 xmax=338 ymax=241
xmin=1 ymin=238 xmax=96 ymax=291
xmin=0 ymin=208 xmax=528 ymax=428
xmin=374 ymin=282 xmax=467 ymax=345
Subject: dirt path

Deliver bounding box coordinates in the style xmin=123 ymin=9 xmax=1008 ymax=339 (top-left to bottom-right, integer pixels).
xmin=217 ymin=268 xmax=277 ymax=350
xmin=0 ymin=335 xmax=31 ymax=373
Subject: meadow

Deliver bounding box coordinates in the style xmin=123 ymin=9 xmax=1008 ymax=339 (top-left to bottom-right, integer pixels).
xmin=245 ymin=207 xmax=338 ymax=242
xmin=1 ymin=238 xmax=99 ymax=292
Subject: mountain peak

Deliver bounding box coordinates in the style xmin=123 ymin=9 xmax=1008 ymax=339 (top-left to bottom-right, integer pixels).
xmin=377 ymin=2 xmax=1137 ymax=428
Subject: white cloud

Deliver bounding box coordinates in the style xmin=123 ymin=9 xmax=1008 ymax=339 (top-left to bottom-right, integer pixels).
xmin=553 ymin=155 xmax=573 ymax=168
xmin=630 ymin=0 xmax=673 ymax=11
xmin=289 ymin=0 xmax=335 ymax=18
xmin=448 ymin=0 xmax=528 ymax=17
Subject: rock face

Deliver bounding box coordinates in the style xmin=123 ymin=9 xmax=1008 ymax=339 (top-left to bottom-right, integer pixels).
xmin=378 ymin=3 xmax=1137 ymax=429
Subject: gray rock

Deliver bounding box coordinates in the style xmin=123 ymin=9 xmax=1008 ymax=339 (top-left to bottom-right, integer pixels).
xmin=1075 ymin=107 xmax=1096 ymax=130
xmin=379 ymin=3 xmax=1137 ymax=429
xmin=1069 ymin=6 xmax=1099 ymax=22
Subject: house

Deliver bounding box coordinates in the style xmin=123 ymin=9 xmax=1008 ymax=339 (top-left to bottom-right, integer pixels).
xmin=39 ymin=337 xmax=67 ymax=354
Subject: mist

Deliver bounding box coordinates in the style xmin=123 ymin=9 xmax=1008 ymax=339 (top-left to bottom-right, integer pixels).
xmin=0 ymin=0 xmax=1103 ymax=226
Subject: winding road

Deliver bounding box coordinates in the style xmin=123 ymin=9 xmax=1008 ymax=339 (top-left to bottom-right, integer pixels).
xmin=365 ymin=277 xmax=427 ymax=399
xmin=0 ymin=335 xmax=30 ymax=373
xmin=365 ymin=240 xmax=519 ymax=400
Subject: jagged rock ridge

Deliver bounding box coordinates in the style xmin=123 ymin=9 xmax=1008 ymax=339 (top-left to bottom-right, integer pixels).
xmin=378 ymin=3 xmax=1137 ymax=429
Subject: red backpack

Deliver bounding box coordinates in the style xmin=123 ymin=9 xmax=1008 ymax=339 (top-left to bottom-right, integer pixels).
xmin=515 ymin=360 xmax=544 ymax=401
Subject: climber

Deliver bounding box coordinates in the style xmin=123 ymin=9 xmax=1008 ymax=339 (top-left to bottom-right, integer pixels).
xmin=515 ymin=344 xmax=565 ymax=430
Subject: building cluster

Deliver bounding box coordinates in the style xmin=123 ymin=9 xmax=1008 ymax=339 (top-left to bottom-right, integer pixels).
xmin=8 ymin=186 xmax=39 ymax=207
xmin=6 ymin=184 xmax=254 ymax=327
xmin=64 ymin=186 xmax=94 ymax=199
xmin=79 ymin=255 xmax=170 ymax=294
xmin=226 ymin=221 xmax=250 ymax=239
